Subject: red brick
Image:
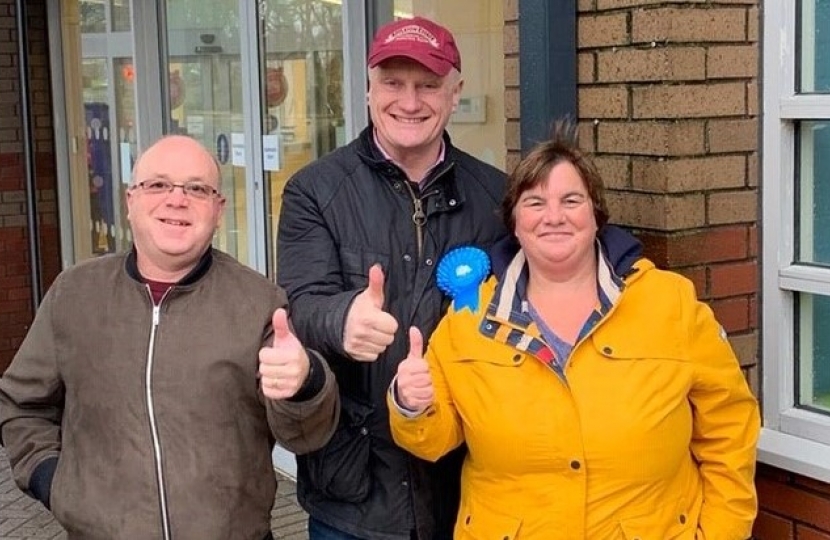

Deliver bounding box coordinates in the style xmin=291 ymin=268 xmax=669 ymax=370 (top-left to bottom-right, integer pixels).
xmin=749 ymin=226 xmax=758 ymax=257
xmin=752 ymin=510 xmax=794 ymax=540
xmin=710 ymin=296 xmax=750 ymax=333
xmin=756 ymin=476 xmax=830 ymax=531
xmin=675 ymin=266 xmax=706 ymax=296
xmin=674 ymin=228 xmax=750 ymax=265
xmin=7 ymin=286 xmax=28 ymax=300
xmin=797 ymin=525 xmax=830 ymax=540
xmin=0 ymin=275 xmax=26 ymax=289
xmin=709 ymin=261 xmax=758 ymax=298
xmin=794 ymin=475 xmax=830 ymax=497
xmin=749 ymin=295 xmax=758 ymax=329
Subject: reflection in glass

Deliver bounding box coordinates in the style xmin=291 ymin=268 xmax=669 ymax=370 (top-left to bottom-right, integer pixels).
xmin=80 ymin=0 xmax=106 ymax=33
xmin=112 ymin=0 xmax=131 ymax=32
xmin=165 ymin=0 xmax=248 ymax=264
xmin=80 ymin=58 xmax=135 ymax=255
xmin=260 ymin=1 xmax=346 ymax=276
xmin=796 ymin=121 xmax=830 ymax=264
xmin=797 ymin=292 xmax=830 ymax=414
xmin=798 ymin=0 xmax=830 ymax=93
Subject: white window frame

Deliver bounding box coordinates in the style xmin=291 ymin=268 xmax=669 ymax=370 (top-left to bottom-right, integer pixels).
xmin=761 ymin=0 xmax=830 ymax=483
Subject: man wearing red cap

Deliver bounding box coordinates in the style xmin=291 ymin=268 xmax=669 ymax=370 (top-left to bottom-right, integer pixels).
xmin=277 ymin=15 xmax=507 ymax=540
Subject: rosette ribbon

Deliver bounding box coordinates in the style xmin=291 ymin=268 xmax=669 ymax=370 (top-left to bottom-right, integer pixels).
xmin=436 ymin=246 xmax=490 ymax=312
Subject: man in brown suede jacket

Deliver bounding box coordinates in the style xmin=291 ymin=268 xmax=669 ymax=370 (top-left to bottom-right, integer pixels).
xmin=0 ymin=135 xmax=339 ymax=540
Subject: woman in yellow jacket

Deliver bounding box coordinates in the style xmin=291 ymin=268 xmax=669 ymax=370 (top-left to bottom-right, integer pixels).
xmin=388 ymin=126 xmax=759 ymax=540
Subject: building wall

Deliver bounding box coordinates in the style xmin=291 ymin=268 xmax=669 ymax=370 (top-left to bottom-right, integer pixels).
xmin=508 ymin=0 xmax=830 ymax=537
xmin=0 ymin=0 xmax=60 ymax=373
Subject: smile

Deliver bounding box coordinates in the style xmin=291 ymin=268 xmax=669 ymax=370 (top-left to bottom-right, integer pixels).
xmin=159 ymin=219 xmax=190 ymax=227
xmin=392 ymin=114 xmax=427 ymax=124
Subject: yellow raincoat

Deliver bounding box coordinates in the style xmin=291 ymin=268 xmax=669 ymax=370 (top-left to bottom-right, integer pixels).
xmin=389 ymin=240 xmax=758 ymax=540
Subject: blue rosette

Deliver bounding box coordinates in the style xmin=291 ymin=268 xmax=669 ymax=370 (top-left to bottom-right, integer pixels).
xmin=436 ymin=246 xmax=491 ymax=313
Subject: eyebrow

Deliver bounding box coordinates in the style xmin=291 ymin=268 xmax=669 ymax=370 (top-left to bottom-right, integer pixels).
xmin=147 ymin=173 xmax=210 ymax=184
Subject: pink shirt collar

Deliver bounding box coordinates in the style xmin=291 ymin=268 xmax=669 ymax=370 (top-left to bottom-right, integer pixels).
xmin=372 ymin=129 xmax=446 ymax=185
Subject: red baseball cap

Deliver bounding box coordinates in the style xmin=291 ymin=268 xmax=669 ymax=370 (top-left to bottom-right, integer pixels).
xmin=367 ymin=16 xmax=461 ymax=76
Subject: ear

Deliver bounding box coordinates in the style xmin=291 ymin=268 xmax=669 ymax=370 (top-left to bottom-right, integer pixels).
xmin=451 ymin=78 xmax=464 ymax=108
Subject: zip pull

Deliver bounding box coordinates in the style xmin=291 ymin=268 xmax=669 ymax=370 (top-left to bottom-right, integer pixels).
xmin=412 ymin=198 xmax=426 ymax=226
xmin=152 ymin=304 xmax=161 ymax=326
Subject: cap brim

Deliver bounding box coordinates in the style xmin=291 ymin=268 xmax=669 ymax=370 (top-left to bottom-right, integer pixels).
xmin=368 ymin=48 xmax=453 ymax=77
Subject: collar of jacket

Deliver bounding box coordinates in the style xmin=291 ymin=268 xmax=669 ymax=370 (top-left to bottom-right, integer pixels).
xmin=125 ymin=246 xmax=214 ymax=285
xmin=354 ymin=124 xmax=463 ymax=215
xmin=481 ymin=225 xmax=645 ymax=343
xmin=489 ymin=224 xmax=643 ymax=278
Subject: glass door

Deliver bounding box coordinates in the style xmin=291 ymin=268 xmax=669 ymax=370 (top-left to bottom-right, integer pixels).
xmin=258 ymin=1 xmax=348 ymax=277
xmin=164 ymin=0 xmax=252 ymax=265
xmin=54 ymin=0 xmax=138 ymax=262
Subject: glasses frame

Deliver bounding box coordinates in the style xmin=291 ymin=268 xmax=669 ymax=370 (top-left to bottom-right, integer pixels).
xmin=131 ymin=179 xmax=223 ymax=200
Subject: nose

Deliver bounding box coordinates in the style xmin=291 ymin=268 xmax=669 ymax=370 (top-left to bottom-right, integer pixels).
xmin=165 ymin=185 xmax=189 ymax=206
xmin=397 ymin=85 xmax=421 ymax=111
xmin=543 ymin=202 xmax=566 ymax=224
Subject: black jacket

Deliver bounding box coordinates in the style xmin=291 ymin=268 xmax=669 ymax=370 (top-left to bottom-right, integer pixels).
xmin=277 ymin=126 xmax=507 ymax=539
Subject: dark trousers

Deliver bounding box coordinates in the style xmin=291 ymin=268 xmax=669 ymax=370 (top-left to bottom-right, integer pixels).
xmin=308 ymin=517 xmax=419 ymax=540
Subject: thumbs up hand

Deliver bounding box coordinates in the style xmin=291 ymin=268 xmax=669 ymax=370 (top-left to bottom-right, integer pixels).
xmin=343 ymin=264 xmax=399 ymax=361
xmin=259 ymin=308 xmax=310 ymax=400
xmin=395 ymin=327 xmax=434 ymax=413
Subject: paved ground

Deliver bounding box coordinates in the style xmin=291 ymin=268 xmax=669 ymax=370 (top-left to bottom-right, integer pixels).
xmin=0 ymin=447 xmax=309 ymax=539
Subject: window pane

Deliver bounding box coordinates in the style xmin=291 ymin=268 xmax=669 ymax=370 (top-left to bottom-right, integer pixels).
xmin=799 ymin=0 xmax=830 ymax=93
xmin=797 ymin=292 xmax=830 ymax=414
xmin=164 ymin=0 xmax=250 ymax=265
xmin=796 ymin=121 xmax=830 ymax=264
xmin=80 ymin=0 xmax=106 ymax=33
xmin=111 ymin=0 xmax=130 ymax=32
xmin=260 ymin=0 xmax=346 ymax=276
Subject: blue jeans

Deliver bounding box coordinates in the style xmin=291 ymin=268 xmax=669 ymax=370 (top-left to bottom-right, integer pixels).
xmin=307 ymin=517 xmax=366 ymax=540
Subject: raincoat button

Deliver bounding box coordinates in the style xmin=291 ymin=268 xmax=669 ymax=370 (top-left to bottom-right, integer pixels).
xmin=360 ymin=427 xmax=368 ymax=436
xmin=679 ymin=514 xmax=686 ymax=524
xmin=448 ymin=199 xmax=457 ymax=207
xmin=570 ymin=460 xmax=581 ymax=470
xmin=512 ymin=354 xmax=521 ymax=363
xmin=393 ymin=182 xmax=402 ymax=191
xmin=425 ymin=258 xmax=434 ymax=266
xmin=602 ymin=346 xmax=613 ymax=355
xmin=465 ymin=515 xmax=471 ymax=525
xmin=403 ymin=254 xmax=412 ymax=262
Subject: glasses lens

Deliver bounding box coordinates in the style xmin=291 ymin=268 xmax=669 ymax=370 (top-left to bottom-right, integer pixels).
xmin=144 ymin=180 xmax=172 ymax=194
xmin=185 ymin=183 xmax=214 ymax=199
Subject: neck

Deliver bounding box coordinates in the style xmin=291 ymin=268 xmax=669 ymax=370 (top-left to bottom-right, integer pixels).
xmin=136 ymin=256 xmax=196 ymax=283
xmin=527 ymin=255 xmax=598 ymax=298
xmin=375 ymin=132 xmax=442 ymax=183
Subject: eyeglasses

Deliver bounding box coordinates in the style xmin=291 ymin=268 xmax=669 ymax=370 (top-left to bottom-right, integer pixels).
xmin=132 ymin=179 xmax=222 ymax=200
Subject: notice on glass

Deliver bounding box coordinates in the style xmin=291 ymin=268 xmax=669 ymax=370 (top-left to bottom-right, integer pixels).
xmin=231 ymin=133 xmax=245 ymax=167
xmin=120 ymin=143 xmax=132 ymax=184
xmin=262 ymin=135 xmax=281 ymax=171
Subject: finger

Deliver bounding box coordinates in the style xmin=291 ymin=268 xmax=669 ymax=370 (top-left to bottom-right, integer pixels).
xmin=372 ymin=312 xmax=399 ymax=335
xmin=272 ymin=308 xmax=291 ymax=342
xmin=366 ymin=264 xmax=385 ymax=309
xmin=408 ymin=326 xmax=424 ymax=359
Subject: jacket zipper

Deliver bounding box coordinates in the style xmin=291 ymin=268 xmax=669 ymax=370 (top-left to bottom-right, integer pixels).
xmin=401 ymin=161 xmax=453 ymax=260
xmin=403 ymin=181 xmax=426 ymax=259
xmin=145 ymin=290 xmax=172 ymax=540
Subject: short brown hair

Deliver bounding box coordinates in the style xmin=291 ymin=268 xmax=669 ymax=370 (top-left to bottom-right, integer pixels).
xmin=501 ymin=121 xmax=609 ymax=232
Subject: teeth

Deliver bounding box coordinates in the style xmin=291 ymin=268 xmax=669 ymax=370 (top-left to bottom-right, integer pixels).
xmin=163 ymin=220 xmax=187 ymax=226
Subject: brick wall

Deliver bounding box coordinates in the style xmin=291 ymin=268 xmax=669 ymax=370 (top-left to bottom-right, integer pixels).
xmin=508 ymin=0 xmax=830 ymax=537
xmin=0 ymin=0 xmax=60 ymax=373
xmin=575 ymin=0 xmax=760 ymax=387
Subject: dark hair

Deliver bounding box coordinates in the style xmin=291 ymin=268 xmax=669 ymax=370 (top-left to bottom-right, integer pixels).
xmin=501 ymin=121 xmax=609 ymax=232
